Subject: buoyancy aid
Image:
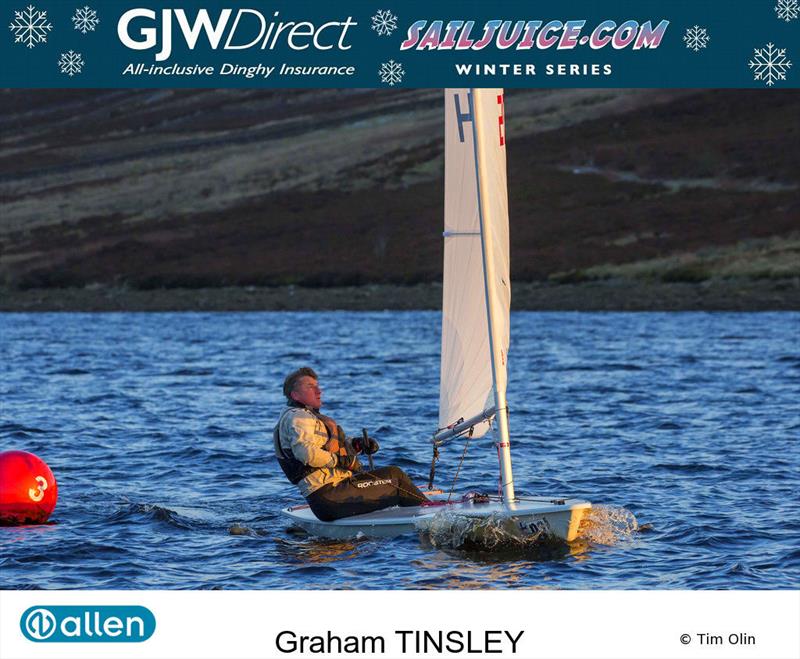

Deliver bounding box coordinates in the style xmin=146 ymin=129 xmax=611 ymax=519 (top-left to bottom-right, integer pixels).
xmin=273 ymin=403 xmax=349 ymax=485
xmin=273 ymin=417 xmax=315 ymax=484
xmin=315 ymin=412 xmax=349 ymax=457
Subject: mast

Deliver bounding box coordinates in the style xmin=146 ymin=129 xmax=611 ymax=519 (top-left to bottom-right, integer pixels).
xmin=470 ymin=89 xmax=515 ymax=504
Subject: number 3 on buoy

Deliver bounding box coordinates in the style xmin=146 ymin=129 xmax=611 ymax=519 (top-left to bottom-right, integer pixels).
xmin=0 ymin=451 xmax=58 ymax=524
xmin=29 ymin=476 xmax=47 ymax=502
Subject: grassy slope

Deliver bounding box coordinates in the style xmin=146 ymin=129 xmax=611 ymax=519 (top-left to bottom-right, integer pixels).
xmin=0 ymin=89 xmax=798 ymax=290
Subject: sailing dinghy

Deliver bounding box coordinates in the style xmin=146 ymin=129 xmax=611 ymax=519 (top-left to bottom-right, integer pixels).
xmin=282 ymin=89 xmax=590 ymax=542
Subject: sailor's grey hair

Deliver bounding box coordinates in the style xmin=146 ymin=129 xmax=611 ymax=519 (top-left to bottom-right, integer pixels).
xmin=283 ymin=366 xmax=318 ymax=400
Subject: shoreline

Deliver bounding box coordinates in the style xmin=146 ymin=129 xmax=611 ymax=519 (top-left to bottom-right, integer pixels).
xmin=1 ymin=280 xmax=798 ymax=312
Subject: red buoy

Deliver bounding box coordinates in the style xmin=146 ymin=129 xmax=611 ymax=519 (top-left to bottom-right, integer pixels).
xmin=0 ymin=450 xmax=58 ymax=525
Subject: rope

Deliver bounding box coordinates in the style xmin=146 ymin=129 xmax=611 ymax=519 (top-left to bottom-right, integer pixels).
xmin=511 ymin=495 xmax=568 ymax=504
xmin=434 ymin=423 xmax=483 ymax=447
xmin=355 ymin=466 xmax=428 ymax=504
xmin=447 ymin=426 xmax=473 ymax=502
xmin=427 ymin=444 xmax=440 ymax=490
xmin=435 ymin=417 xmax=464 ymax=434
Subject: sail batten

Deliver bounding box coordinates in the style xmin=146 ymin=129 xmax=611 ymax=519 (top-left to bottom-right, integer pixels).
xmin=439 ymin=89 xmax=511 ymax=441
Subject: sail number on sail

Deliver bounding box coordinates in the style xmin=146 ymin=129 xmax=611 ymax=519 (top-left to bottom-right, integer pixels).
xmin=452 ymin=92 xmax=506 ymax=147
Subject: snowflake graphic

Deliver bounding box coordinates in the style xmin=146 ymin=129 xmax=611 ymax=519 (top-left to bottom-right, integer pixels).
xmin=58 ymin=50 xmax=84 ymax=76
xmin=775 ymin=0 xmax=799 ymax=22
xmin=379 ymin=59 xmax=405 ymax=86
xmin=8 ymin=4 xmax=52 ymax=48
xmin=683 ymin=25 xmax=710 ymax=52
xmin=371 ymin=9 xmax=398 ymax=36
xmin=72 ymin=6 xmax=99 ymax=34
xmin=748 ymin=43 xmax=792 ymax=86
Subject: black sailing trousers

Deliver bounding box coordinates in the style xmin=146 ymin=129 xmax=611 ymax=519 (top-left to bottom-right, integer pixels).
xmin=306 ymin=465 xmax=428 ymax=521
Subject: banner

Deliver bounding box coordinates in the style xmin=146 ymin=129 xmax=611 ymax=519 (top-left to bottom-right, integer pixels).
xmin=0 ymin=1 xmax=798 ymax=88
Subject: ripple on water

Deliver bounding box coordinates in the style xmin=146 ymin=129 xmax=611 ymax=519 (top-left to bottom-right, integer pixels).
xmin=1 ymin=311 xmax=798 ymax=589
xmin=108 ymin=503 xmax=199 ymax=530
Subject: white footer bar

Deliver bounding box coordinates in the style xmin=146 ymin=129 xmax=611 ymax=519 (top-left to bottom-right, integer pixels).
xmin=1 ymin=590 xmax=798 ymax=659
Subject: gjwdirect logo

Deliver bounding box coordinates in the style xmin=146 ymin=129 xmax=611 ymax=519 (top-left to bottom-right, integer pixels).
xmin=21 ymin=605 xmax=156 ymax=643
xmin=117 ymin=8 xmax=358 ymax=61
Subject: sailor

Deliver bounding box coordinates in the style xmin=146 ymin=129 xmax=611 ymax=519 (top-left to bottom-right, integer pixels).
xmin=274 ymin=367 xmax=428 ymax=521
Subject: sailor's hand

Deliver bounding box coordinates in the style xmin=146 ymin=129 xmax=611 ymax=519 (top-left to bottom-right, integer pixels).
xmin=335 ymin=454 xmax=361 ymax=472
xmin=354 ymin=436 xmax=380 ymax=455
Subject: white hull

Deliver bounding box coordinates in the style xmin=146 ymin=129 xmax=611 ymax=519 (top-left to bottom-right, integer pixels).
xmin=282 ymin=497 xmax=591 ymax=542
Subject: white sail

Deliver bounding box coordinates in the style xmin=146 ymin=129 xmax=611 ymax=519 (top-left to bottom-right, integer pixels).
xmin=439 ymin=89 xmax=511 ymax=437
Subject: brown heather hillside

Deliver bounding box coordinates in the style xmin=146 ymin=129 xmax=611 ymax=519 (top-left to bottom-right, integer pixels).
xmin=0 ymin=89 xmax=798 ymax=300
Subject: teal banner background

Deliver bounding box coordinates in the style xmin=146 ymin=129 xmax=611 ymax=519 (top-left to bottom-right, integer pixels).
xmin=1 ymin=1 xmax=797 ymax=87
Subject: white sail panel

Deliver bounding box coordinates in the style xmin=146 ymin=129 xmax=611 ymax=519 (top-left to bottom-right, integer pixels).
xmin=439 ymin=89 xmax=510 ymax=436
xmin=474 ymin=89 xmax=511 ymax=400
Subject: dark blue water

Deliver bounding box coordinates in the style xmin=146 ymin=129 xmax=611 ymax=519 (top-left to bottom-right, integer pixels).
xmin=1 ymin=312 xmax=798 ymax=589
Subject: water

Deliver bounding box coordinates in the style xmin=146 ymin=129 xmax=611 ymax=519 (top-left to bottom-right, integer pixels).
xmin=1 ymin=311 xmax=798 ymax=589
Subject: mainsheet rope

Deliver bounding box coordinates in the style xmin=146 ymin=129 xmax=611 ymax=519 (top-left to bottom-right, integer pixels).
xmin=447 ymin=426 xmax=473 ymax=502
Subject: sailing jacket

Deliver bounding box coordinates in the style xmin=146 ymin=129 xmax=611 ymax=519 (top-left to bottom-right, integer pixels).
xmin=273 ymin=405 xmax=356 ymax=497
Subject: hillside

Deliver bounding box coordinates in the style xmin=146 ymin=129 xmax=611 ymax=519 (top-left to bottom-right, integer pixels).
xmin=0 ymin=88 xmax=798 ymax=308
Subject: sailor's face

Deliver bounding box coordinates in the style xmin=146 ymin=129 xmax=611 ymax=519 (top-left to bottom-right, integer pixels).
xmin=291 ymin=376 xmax=322 ymax=408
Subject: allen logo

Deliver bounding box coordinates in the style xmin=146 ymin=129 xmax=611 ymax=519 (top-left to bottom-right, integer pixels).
xmin=20 ymin=605 xmax=156 ymax=643
xmin=23 ymin=608 xmax=56 ymax=640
